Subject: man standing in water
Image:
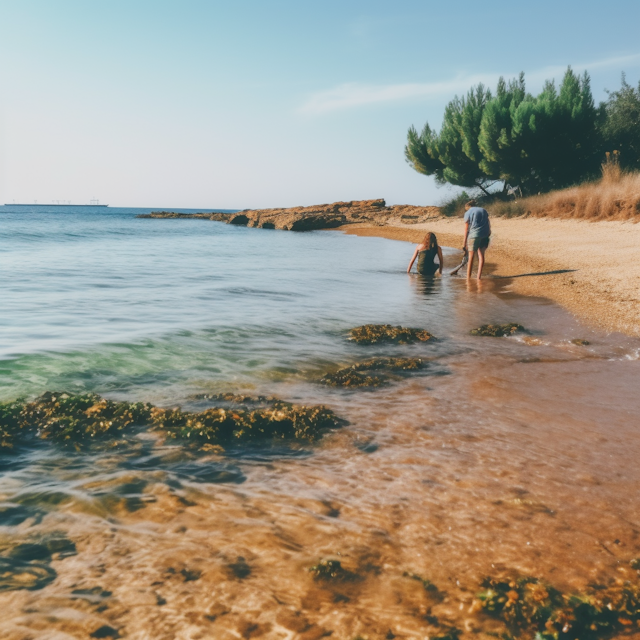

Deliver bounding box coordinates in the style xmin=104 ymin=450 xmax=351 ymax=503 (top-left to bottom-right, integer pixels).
xmin=463 ymin=200 xmax=491 ymax=280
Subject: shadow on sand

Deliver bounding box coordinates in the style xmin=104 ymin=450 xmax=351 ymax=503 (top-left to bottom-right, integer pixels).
xmin=492 ymin=269 xmax=576 ymax=279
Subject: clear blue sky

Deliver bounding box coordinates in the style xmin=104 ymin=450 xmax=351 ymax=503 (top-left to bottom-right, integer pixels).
xmin=1 ymin=0 xmax=639 ymax=208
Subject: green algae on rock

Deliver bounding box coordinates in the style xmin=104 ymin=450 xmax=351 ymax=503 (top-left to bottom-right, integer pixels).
xmin=351 ymin=357 xmax=426 ymax=371
xmin=320 ymin=369 xmax=387 ymax=388
xmin=348 ymin=325 xmax=434 ymax=345
xmin=476 ymin=575 xmax=640 ymax=639
xmin=0 ymin=392 xmax=152 ymax=449
xmin=0 ymin=398 xmax=25 ymax=450
xmin=152 ymin=401 xmax=344 ymax=447
xmin=309 ymin=559 xmax=358 ymax=582
xmin=320 ymin=357 xmax=427 ymax=388
xmin=470 ymin=323 xmax=525 ymax=337
xmin=0 ymin=392 xmax=345 ymax=451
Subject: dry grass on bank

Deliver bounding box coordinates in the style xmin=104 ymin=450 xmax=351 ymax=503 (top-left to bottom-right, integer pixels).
xmin=493 ymin=168 xmax=640 ymax=222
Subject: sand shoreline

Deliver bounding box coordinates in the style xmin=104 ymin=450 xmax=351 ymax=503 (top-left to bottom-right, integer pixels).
xmin=335 ymin=216 xmax=640 ymax=336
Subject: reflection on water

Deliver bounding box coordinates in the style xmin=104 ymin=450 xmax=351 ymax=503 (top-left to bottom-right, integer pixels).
xmin=409 ymin=273 xmax=443 ymax=297
xmin=1 ymin=207 xmax=640 ymax=637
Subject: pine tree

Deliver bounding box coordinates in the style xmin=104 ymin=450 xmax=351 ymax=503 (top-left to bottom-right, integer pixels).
xmin=478 ymin=73 xmax=527 ymax=187
xmin=406 ymin=67 xmax=601 ymax=196
xmin=601 ymin=73 xmax=640 ymax=169
xmin=405 ymin=84 xmax=495 ymax=193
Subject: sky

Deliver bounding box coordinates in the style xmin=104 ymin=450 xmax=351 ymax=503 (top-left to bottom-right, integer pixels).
xmin=1 ymin=0 xmax=639 ymax=209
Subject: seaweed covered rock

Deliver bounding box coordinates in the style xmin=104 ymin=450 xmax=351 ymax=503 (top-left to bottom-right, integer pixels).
xmin=320 ymin=369 xmax=387 ymax=388
xmin=348 ymin=324 xmax=433 ymax=345
xmin=351 ymin=357 xmax=425 ymax=371
xmin=0 ymin=392 xmax=345 ymax=451
xmin=470 ymin=323 xmax=524 ymax=337
xmin=571 ymin=338 xmax=591 ymax=346
xmin=476 ymin=575 xmax=640 ymax=639
xmin=0 ymin=399 xmax=23 ymax=449
xmin=320 ymin=357 xmax=427 ymax=389
xmin=151 ymin=401 xmax=343 ymax=447
xmin=0 ymin=392 xmax=152 ymax=449
xmin=308 ymin=559 xmax=358 ymax=582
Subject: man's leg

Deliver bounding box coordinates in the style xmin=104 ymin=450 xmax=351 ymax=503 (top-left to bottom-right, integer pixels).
xmin=466 ymin=249 xmax=475 ymax=279
xmin=477 ymin=246 xmax=486 ymax=279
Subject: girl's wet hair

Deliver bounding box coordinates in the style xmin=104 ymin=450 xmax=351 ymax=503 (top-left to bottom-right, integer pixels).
xmin=422 ymin=232 xmax=438 ymax=250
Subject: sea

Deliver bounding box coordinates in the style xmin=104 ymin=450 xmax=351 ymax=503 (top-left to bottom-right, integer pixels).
xmin=1 ymin=205 xmax=640 ymax=639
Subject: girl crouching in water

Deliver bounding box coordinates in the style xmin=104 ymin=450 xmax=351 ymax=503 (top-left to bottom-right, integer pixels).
xmin=407 ymin=232 xmax=443 ymax=276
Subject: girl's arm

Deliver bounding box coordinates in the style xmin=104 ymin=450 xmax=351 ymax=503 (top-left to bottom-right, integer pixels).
xmin=437 ymin=247 xmax=444 ymax=275
xmin=407 ymin=247 xmax=419 ymax=273
xmin=463 ymin=222 xmax=469 ymax=249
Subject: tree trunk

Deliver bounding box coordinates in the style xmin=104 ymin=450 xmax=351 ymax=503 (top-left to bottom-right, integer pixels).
xmin=476 ymin=182 xmax=491 ymax=196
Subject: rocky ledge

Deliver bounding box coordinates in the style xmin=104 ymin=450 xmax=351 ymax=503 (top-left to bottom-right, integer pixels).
xmin=137 ymin=199 xmax=440 ymax=231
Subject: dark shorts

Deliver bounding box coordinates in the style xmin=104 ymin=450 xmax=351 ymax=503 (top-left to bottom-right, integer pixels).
xmin=469 ymin=236 xmax=490 ymax=252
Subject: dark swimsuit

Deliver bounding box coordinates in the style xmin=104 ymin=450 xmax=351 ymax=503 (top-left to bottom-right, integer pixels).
xmin=417 ymin=247 xmax=439 ymax=276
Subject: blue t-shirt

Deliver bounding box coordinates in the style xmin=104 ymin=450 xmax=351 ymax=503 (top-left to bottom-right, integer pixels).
xmin=464 ymin=207 xmax=490 ymax=238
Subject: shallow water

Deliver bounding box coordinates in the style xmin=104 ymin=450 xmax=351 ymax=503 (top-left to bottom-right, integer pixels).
xmin=1 ymin=206 xmax=640 ymax=639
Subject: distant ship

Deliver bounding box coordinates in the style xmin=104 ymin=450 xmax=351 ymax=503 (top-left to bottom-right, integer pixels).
xmin=4 ymin=203 xmax=109 ymax=207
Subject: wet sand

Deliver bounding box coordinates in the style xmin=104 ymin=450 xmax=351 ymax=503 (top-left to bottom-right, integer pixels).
xmin=337 ymin=217 xmax=640 ymax=336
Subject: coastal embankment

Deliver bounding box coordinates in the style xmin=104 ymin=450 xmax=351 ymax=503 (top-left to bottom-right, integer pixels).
xmin=138 ymin=199 xmax=440 ymax=230
xmin=142 ymin=199 xmax=640 ymax=336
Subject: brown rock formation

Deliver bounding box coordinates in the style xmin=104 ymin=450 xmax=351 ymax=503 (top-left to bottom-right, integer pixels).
xmin=137 ymin=199 xmax=440 ymax=231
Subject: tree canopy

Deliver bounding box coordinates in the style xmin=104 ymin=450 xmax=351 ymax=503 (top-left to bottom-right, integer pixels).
xmin=405 ymin=67 xmax=636 ymax=195
xmin=600 ymin=74 xmax=640 ymax=170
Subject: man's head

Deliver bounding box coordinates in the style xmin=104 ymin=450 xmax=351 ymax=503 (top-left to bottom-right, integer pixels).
xmin=464 ymin=199 xmax=477 ymax=210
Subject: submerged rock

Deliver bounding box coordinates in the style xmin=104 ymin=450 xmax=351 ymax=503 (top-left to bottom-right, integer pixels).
xmin=0 ymin=557 xmax=57 ymax=592
xmin=320 ymin=369 xmax=387 ymax=388
xmin=153 ymin=401 xmax=343 ymax=447
xmin=475 ymin=574 xmax=640 ymax=639
xmin=351 ymin=357 xmax=426 ymax=371
xmin=470 ymin=323 xmax=525 ymax=337
xmin=0 ymin=392 xmax=346 ymax=451
xmin=571 ymin=338 xmax=591 ymax=346
xmin=320 ymin=357 xmax=427 ymax=388
xmin=189 ymin=393 xmax=278 ymax=408
xmin=308 ymin=559 xmax=358 ymax=582
xmin=403 ymin=572 xmax=444 ymax=601
xmin=348 ymin=324 xmax=434 ymax=345
xmin=136 ymin=211 xmax=229 ymax=222
xmin=0 ymin=392 xmax=152 ymax=449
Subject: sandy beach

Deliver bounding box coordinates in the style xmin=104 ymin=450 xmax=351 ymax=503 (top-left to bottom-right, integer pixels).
xmin=338 ymin=216 xmax=640 ymax=336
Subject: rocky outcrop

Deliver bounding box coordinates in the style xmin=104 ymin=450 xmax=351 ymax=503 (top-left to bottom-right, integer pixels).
xmin=137 ymin=199 xmax=440 ymax=231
